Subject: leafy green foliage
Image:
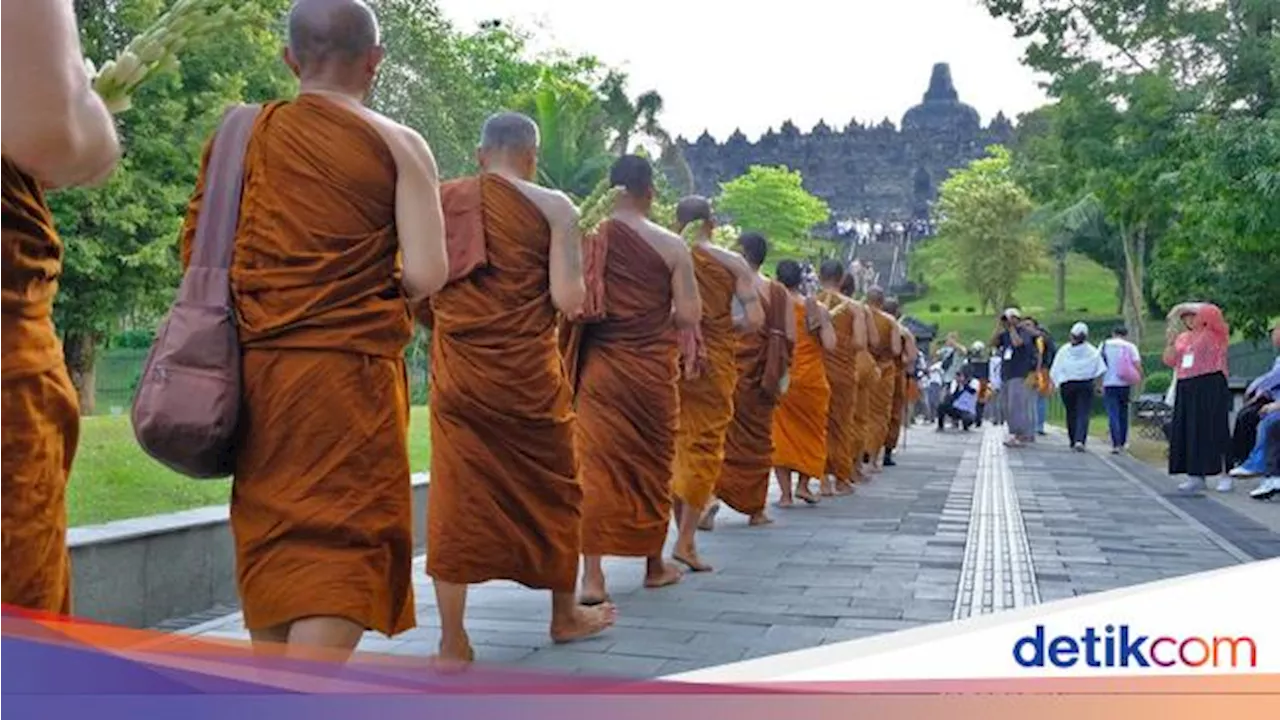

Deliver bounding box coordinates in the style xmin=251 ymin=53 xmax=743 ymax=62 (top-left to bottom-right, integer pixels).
xmin=716 ymin=166 xmax=830 ymax=249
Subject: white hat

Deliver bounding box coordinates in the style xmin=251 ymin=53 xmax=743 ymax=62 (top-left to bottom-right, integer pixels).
xmin=1003 ymin=308 xmax=1022 ymax=320
xmin=970 ymin=341 xmax=985 ymax=353
xmin=1070 ymin=322 xmax=1088 ymax=337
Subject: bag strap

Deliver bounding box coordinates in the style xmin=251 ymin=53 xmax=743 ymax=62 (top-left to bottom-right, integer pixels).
xmin=190 ymin=104 xmax=262 ymax=269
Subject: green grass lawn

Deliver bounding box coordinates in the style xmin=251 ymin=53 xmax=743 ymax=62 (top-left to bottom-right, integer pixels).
xmin=68 ymin=405 xmax=432 ymax=527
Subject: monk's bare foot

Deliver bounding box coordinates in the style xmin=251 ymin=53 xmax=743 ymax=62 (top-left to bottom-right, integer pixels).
xmin=833 ymin=481 xmax=855 ymax=496
xmin=748 ymin=512 xmax=774 ymax=526
xmin=775 ymin=497 xmax=794 ymax=508
xmin=550 ymin=603 xmax=616 ymax=644
xmin=429 ymin=638 xmax=475 ymax=673
xmin=697 ymin=502 xmax=720 ymax=531
xmin=643 ymin=562 xmax=683 ymax=589
xmin=795 ymin=489 xmax=820 ymax=505
xmin=672 ymin=549 xmax=713 ymax=572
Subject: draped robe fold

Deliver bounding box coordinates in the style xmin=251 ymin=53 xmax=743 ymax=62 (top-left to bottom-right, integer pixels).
xmin=2 ymin=157 xmax=78 ymax=614
xmin=817 ymin=290 xmax=858 ymax=481
xmin=852 ymin=348 xmax=878 ymax=466
xmin=771 ymin=300 xmax=831 ymax=479
xmin=426 ymin=174 xmax=581 ymax=592
xmin=672 ymin=248 xmax=738 ymax=511
xmin=569 ymin=220 xmax=678 ymax=558
xmin=716 ymin=281 xmax=791 ymax=515
xmin=180 ymin=96 xmax=415 ymax=634
xmin=867 ymin=310 xmax=899 ymax=455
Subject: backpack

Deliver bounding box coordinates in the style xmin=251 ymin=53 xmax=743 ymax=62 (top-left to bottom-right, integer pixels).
xmin=131 ymin=104 xmax=261 ymax=478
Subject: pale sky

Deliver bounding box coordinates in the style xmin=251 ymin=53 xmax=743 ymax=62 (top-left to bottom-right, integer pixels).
xmin=436 ymin=0 xmax=1048 ymax=141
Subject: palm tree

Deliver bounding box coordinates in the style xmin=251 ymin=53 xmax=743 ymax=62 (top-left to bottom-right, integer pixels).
xmin=598 ymin=71 xmax=695 ymax=195
xmin=514 ymin=71 xmax=614 ymax=199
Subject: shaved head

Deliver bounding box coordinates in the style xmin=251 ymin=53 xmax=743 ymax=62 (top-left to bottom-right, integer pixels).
xmin=867 ymin=285 xmax=885 ymax=307
xmin=885 ymin=297 xmax=901 ymax=316
xmin=480 ymin=112 xmax=539 ymax=152
xmin=285 ymin=0 xmax=382 ymax=90
xmin=675 ymin=196 xmax=712 ymax=229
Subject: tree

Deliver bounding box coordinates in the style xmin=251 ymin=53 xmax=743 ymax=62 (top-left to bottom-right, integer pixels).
xmin=932 ymin=146 xmax=1039 ymax=314
xmin=598 ymin=71 xmax=694 ymax=195
xmin=512 ymin=71 xmax=613 ymax=198
xmin=51 ymin=0 xmax=295 ymax=413
xmin=716 ymin=166 xmax=830 ymax=251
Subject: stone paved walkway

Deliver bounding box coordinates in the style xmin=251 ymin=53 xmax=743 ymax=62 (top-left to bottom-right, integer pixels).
xmin=185 ymin=424 xmax=1275 ymax=677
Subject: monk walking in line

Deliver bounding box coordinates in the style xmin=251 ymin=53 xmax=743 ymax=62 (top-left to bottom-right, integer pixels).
xmin=702 ymin=233 xmax=794 ymax=530
xmin=883 ymin=297 xmax=912 ymax=464
xmin=180 ymin=0 xmax=448 ymax=657
xmin=570 ymin=155 xmax=700 ymax=605
xmin=865 ymin=287 xmax=902 ymax=472
xmin=841 ymin=274 xmax=880 ymax=480
xmin=425 ymin=112 xmax=616 ymax=663
xmin=2 ymin=0 xmax=121 ymax=613
xmin=669 ymin=197 xmax=762 ymax=571
xmin=772 ymin=260 xmax=836 ymax=506
xmin=815 ymin=260 xmax=863 ymax=495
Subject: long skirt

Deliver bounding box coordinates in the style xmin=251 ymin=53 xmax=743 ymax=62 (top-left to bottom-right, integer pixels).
xmin=1168 ymin=372 xmax=1231 ymax=478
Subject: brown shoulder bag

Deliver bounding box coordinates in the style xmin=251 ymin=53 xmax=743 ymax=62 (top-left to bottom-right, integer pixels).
xmin=131 ymin=104 xmax=261 ymax=478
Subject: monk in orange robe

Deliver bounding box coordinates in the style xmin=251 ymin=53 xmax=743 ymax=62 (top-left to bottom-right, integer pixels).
xmin=668 ymin=197 xmax=762 ymax=571
xmin=701 ymin=232 xmax=794 ymax=530
xmin=865 ymin=287 xmax=903 ymax=472
xmin=840 ymin=274 xmax=880 ymax=478
xmin=883 ymin=297 xmax=913 ymax=463
xmin=425 ymin=113 xmax=614 ymax=663
xmin=772 ymin=260 xmax=837 ymax=506
xmin=570 ymin=155 xmax=701 ymax=605
xmin=180 ymin=0 xmax=450 ymax=657
xmin=2 ymin=0 xmax=120 ymax=613
xmin=815 ymin=260 xmax=868 ymax=494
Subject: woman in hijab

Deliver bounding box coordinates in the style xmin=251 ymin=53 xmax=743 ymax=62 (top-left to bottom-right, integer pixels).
xmin=1163 ymin=302 xmax=1232 ymax=494
xmin=1049 ymin=323 xmax=1107 ymax=451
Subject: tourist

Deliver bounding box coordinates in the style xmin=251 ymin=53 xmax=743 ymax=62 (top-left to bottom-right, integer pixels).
xmin=2 ymin=0 xmax=121 ymax=613
xmin=771 ymin=260 xmax=836 ymax=505
xmin=937 ymin=332 xmax=965 ymax=388
xmin=570 ymin=155 xmax=697 ymax=604
xmin=1232 ymin=400 xmax=1279 ymax=496
xmin=1229 ymin=321 xmax=1280 ymax=487
xmin=1163 ymin=302 xmax=1232 ymax=494
xmin=865 ymin=288 xmax=903 ymax=470
xmin=925 ymin=362 xmax=945 ymax=424
xmin=1252 ymin=417 xmax=1280 ymax=501
xmin=816 ymin=260 xmax=862 ymax=494
xmin=963 ymin=342 xmax=991 ymax=427
xmin=937 ymin=370 xmax=980 ymax=432
xmin=670 ymin=196 xmax=762 ymax=572
xmin=426 ymin=112 xmax=620 ymax=664
xmin=992 ymin=309 xmax=1038 ymax=447
xmin=1049 ymin=323 xmax=1107 ymax=451
xmin=707 ymin=232 xmax=794 ymax=529
xmin=179 ymin=0 xmax=450 ymax=658
xmin=1100 ymin=326 xmax=1143 ymax=454
xmin=1027 ymin=317 xmax=1056 ymax=436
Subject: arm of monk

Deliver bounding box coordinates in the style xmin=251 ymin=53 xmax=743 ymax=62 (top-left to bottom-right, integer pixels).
xmin=383 ymin=126 xmax=448 ymax=302
xmin=890 ymin=318 xmax=903 ymax=356
xmin=541 ymin=189 xmax=586 ymax=319
xmin=865 ymin=306 xmax=881 ymax=349
xmin=851 ymin=304 xmax=869 ymax=350
xmin=2 ymin=0 xmax=119 ymax=188
xmin=814 ymin=304 xmax=837 ymax=351
xmin=707 ymin=246 xmax=763 ymax=332
xmin=671 ymin=248 xmax=702 ymax=330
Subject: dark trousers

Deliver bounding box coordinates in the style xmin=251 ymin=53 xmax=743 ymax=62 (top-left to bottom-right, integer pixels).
xmin=1267 ymin=416 xmax=1280 ymax=475
xmin=975 ymin=401 xmax=986 ymax=426
xmin=1231 ymin=399 xmax=1266 ymax=467
xmin=1060 ymin=380 xmax=1094 ymax=446
xmin=1103 ymin=385 xmax=1131 ymax=448
xmin=937 ymin=399 xmax=975 ymax=431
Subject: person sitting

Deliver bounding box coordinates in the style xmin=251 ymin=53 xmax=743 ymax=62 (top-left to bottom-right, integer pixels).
xmin=1254 ymin=417 xmax=1280 ymax=500
xmin=1230 ymin=321 xmax=1280 ymax=471
xmin=937 ymin=370 xmax=980 ymax=432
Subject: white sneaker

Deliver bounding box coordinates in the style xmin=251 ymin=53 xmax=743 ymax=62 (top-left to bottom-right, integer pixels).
xmin=1214 ymin=477 xmax=1234 ymax=493
xmin=1229 ymin=465 xmax=1260 ymax=478
xmin=1250 ymin=478 xmax=1279 ymax=501
xmin=1178 ymin=477 xmax=1207 ymax=494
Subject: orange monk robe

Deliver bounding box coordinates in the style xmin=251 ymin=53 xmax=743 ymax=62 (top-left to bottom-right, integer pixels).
xmin=672 ymin=248 xmax=739 ymax=511
xmin=570 ymin=220 xmax=679 ymax=558
xmin=852 ymin=346 xmax=879 ymax=465
xmin=771 ymin=300 xmax=832 ymax=479
xmin=817 ymin=290 xmax=858 ymax=481
xmin=885 ymin=330 xmax=911 ymax=452
xmin=716 ymin=281 xmax=791 ymax=516
xmin=2 ymin=157 xmax=78 ymax=614
xmin=180 ymin=96 xmax=415 ymax=635
xmin=426 ymin=174 xmax=581 ymax=592
xmin=867 ymin=309 xmax=899 ymax=454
